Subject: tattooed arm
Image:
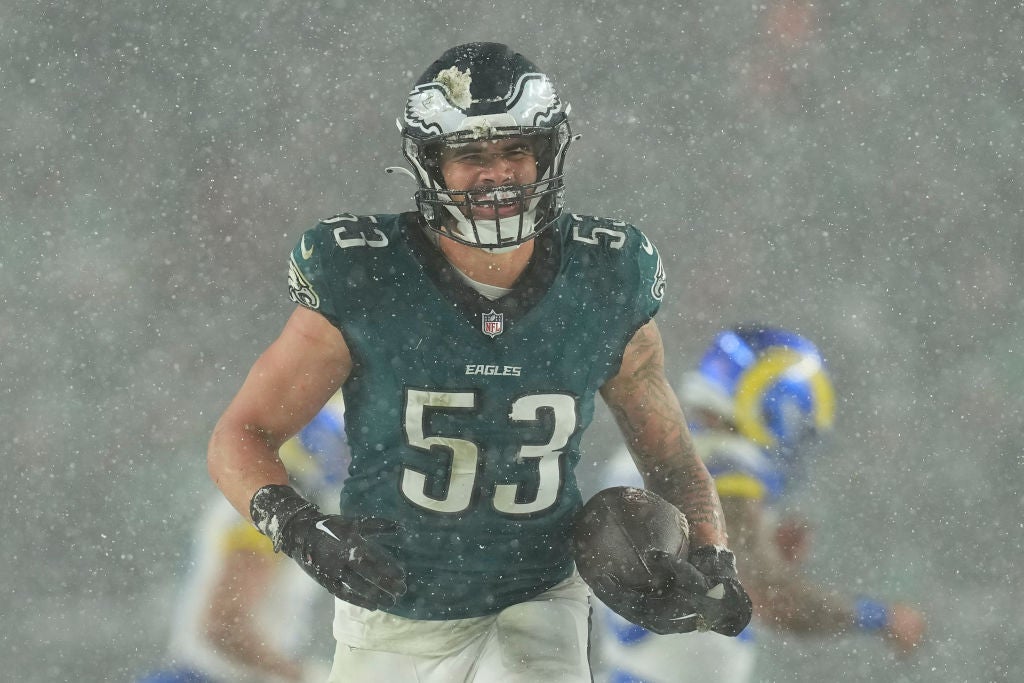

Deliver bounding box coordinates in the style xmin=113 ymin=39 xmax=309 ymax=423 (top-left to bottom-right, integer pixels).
xmin=599 ymin=319 xmax=728 ymax=548
xmin=596 ymin=320 xmax=752 ymax=637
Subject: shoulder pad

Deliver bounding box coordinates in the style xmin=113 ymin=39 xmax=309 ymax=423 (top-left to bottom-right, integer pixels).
xmin=288 ymin=213 xmax=404 ymax=323
xmin=561 ymin=213 xmax=666 ymax=319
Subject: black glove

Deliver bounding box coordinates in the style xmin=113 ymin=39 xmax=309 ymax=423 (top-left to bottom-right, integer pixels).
xmin=594 ymin=545 xmax=752 ymax=636
xmin=250 ymin=484 xmax=407 ymax=610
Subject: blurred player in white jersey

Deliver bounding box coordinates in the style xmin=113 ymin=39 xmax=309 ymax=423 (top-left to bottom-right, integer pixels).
xmin=594 ymin=325 xmax=926 ymax=683
xmin=135 ymin=394 xmax=346 ymax=683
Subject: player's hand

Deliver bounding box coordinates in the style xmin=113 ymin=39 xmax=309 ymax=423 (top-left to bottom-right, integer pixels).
xmin=250 ymin=484 xmax=407 ymax=610
xmin=594 ymin=546 xmax=752 ymax=636
xmin=641 ymin=545 xmax=753 ymax=636
xmin=885 ymin=602 xmax=926 ymax=656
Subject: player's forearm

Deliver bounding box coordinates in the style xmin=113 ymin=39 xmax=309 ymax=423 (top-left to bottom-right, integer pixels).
xmin=749 ymin=571 xmax=856 ymax=634
xmin=208 ymin=419 xmax=290 ymax=523
xmin=731 ymin=502 xmax=910 ymax=639
xmin=603 ymin=381 xmax=728 ymax=546
xmin=755 ymin=578 xmax=924 ymax=652
xmin=602 ymin=322 xmax=728 ymax=547
xmin=635 ymin=436 xmax=728 ymax=548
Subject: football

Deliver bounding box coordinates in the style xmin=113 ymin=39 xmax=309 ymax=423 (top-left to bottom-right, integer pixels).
xmin=571 ymin=486 xmax=689 ymax=592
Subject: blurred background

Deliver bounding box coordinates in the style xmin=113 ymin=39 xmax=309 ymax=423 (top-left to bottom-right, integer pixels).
xmin=3 ymin=1 xmax=1020 ymax=680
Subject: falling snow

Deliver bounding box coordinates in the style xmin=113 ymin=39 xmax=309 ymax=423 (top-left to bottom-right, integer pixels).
xmin=3 ymin=2 xmax=1021 ymax=682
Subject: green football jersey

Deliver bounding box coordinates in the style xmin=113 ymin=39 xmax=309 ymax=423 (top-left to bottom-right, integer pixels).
xmin=287 ymin=211 xmax=666 ymax=619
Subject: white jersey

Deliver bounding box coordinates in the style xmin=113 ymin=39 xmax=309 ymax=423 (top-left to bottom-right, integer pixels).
xmin=592 ymin=448 xmax=756 ymax=683
xmin=164 ymin=496 xmax=323 ymax=682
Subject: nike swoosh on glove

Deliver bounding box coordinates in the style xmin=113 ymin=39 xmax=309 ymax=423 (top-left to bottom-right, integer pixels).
xmin=250 ymin=484 xmax=407 ymax=610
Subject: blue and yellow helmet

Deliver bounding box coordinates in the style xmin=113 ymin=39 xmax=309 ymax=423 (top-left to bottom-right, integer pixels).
xmin=279 ymin=393 xmax=349 ymax=493
xmin=680 ymin=325 xmax=836 ymax=454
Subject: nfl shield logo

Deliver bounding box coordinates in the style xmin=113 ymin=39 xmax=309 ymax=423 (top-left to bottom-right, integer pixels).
xmin=482 ymin=310 xmax=504 ymax=338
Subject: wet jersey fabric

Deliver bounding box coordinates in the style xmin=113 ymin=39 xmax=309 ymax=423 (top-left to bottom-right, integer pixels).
xmin=287 ymin=211 xmax=665 ymax=619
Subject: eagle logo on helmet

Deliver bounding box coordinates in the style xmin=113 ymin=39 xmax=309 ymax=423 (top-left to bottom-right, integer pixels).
xmin=404 ymin=71 xmax=562 ymax=138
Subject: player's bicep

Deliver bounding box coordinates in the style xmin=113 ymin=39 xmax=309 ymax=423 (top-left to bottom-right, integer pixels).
xmin=600 ymin=320 xmax=682 ymax=460
xmin=222 ymin=306 xmax=352 ymax=446
xmin=209 ymin=306 xmax=352 ymax=521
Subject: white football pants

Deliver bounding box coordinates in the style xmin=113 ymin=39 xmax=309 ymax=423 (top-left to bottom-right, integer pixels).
xmin=326 ymin=573 xmax=592 ymax=683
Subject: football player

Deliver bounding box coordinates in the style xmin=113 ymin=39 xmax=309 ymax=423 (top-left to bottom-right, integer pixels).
xmin=594 ymin=325 xmax=927 ymax=683
xmin=207 ymin=42 xmax=752 ymax=683
xmin=137 ymin=394 xmax=346 ymax=683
